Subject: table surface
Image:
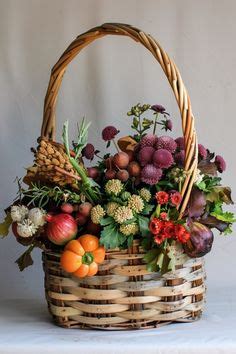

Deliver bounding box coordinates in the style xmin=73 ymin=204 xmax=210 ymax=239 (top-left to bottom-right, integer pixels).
xmin=0 ymin=288 xmax=236 ymax=354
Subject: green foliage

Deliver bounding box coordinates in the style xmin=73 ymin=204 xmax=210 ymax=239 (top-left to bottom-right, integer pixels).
xmin=137 ymin=215 xmax=150 ymax=236
xmin=196 ymin=176 xmax=221 ymax=193
xmin=23 ymin=183 xmax=81 ymax=208
xmin=100 ymin=224 xmax=125 ymax=249
xmin=0 ymin=213 xmax=12 ymax=238
xmin=143 ymin=244 xmax=176 ymax=275
xmin=141 ymin=203 xmax=155 ymax=215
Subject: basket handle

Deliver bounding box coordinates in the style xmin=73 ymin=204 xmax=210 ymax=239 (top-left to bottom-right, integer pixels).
xmin=41 ymin=23 xmax=198 ymax=215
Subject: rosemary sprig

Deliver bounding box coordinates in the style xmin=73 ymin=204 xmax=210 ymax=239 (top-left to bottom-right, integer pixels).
xmin=23 ymin=183 xmax=81 ymax=208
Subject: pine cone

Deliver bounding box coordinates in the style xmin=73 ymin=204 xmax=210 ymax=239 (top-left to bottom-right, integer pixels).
xmin=24 ymin=138 xmax=80 ymax=189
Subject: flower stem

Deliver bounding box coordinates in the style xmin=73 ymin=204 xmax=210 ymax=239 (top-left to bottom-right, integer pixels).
xmin=112 ymin=139 xmax=120 ymax=153
xmin=153 ymin=113 xmax=159 ymax=135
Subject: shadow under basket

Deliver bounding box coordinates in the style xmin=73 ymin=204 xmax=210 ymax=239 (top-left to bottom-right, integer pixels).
xmin=43 ymin=241 xmax=206 ymax=330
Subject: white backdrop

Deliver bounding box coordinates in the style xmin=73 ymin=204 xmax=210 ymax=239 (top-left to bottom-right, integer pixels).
xmin=0 ymin=0 xmax=235 ymax=300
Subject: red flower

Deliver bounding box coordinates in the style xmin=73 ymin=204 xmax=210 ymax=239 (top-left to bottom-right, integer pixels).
xmin=170 ymin=191 xmax=182 ymax=206
xmin=163 ymin=221 xmax=175 ymax=238
xmin=175 ymin=224 xmax=190 ymax=243
xmin=149 ymin=218 xmax=163 ymax=235
xmin=177 ymin=231 xmax=190 ymax=243
xmin=154 ymin=233 xmax=166 ymax=245
xmin=155 ymin=191 xmax=169 ymax=205
xmin=160 ymin=212 xmax=168 ymax=220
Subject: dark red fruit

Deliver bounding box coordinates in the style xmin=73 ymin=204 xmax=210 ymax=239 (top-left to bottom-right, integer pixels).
xmin=126 ymin=150 xmax=134 ymax=162
xmin=75 ymin=212 xmax=88 ymax=226
xmin=87 ymin=167 xmax=100 ymax=180
xmin=105 ymin=156 xmax=114 ymax=169
xmin=116 ymin=169 xmax=129 ymax=182
xmin=113 ymin=152 xmax=129 ymax=169
xmin=128 ymin=161 xmax=141 ymax=177
xmin=105 ymin=169 xmax=116 ymax=180
xmin=61 ymin=203 xmax=74 ymax=214
xmin=78 ymin=202 xmax=93 ymax=217
xmin=86 ymin=220 xmax=101 ymax=235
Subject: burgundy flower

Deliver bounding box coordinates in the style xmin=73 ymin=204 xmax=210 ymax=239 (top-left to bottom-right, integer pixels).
xmin=138 ymin=146 xmax=155 ymax=166
xmin=140 ymin=134 xmax=158 ymax=148
xmin=141 ymin=164 xmax=163 ymax=185
xmin=156 ymin=136 xmax=177 ymax=153
xmin=153 ymin=149 xmax=174 ymax=169
xmin=198 ymin=144 xmax=207 ymax=160
xmin=215 ymin=155 xmax=226 ymax=173
xmin=164 ymin=119 xmax=173 ymax=131
xmin=175 ymin=150 xmax=185 ymax=167
xmin=82 ymin=143 xmax=95 ymax=160
xmin=151 ymin=104 xmax=169 ymax=115
xmin=102 ymin=126 xmax=119 ymax=141
xmin=175 ymin=137 xmax=185 ymax=150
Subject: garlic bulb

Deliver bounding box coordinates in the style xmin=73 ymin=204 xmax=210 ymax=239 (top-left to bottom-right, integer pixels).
xmin=28 ymin=208 xmax=46 ymax=227
xmin=11 ymin=205 xmax=28 ymax=222
xmin=17 ymin=219 xmax=38 ymax=238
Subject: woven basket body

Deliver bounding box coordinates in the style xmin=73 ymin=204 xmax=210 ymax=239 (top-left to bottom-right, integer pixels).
xmin=43 ymin=241 xmax=205 ymax=329
xmin=41 ymin=23 xmax=206 ymax=330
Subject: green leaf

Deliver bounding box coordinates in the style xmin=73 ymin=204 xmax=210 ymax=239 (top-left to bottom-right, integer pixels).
xmin=100 ymin=224 xmax=124 ymax=249
xmin=210 ymin=211 xmax=236 ymax=223
xmin=207 ymin=186 xmax=233 ymax=204
xmin=146 ymin=260 xmax=159 ymax=273
xmin=0 ymin=213 xmax=12 ymax=238
xmin=141 ymin=204 xmax=155 ymax=215
xmin=99 ymin=217 xmax=114 ymax=226
xmin=141 ymin=237 xmax=152 ymax=251
xmin=169 ymin=208 xmax=180 ymax=221
xmin=127 ymin=235 xmax=134 ymax=248
xmin=137 ymin=215 xmax=150 ymax=236
xmin=143 ymin=249 xmax=159 ymax=263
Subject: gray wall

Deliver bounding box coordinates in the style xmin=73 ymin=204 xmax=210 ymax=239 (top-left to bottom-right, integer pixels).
xmin=0 ymin=0 xmax=235 ymax=300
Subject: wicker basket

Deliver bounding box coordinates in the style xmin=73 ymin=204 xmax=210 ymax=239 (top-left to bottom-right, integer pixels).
xmin=41 ymin=23 xmax=206 ymax=330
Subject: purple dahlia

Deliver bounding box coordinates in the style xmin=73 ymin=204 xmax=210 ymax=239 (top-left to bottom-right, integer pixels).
xmin=215 ymin=155 xmax=226 ymax=173
xmin=153 ymin=149 xmax=174 ymax=169
xmin=163 ymin=119 xmax=173 ymax=132
xmin=140 ymin=134 xmax=158 ymax=148
xmin=198 ymin=144 xmax=207 ymax=159
xmin=151 ymin=104 xmax=169 ymax=115
xmin=141 ymin=164 xmax=162 ymax=185
xmin=138 ymin=146 xmax=155 ymax=166
xmin=156 ymin=136 xmax=177 ymax=153
xmin=175 ymin=137 xmax=185 ymax=150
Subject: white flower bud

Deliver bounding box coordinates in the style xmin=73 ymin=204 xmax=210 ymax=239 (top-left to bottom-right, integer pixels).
xmin=11 ymin=205 xmax=28 ymax=222
xmin=28 ymin=208 xmax=46 ymax=227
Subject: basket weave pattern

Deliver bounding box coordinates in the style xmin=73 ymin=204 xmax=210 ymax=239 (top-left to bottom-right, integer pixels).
xmin=41 ymin=23 xmax=206 ymax=329
xmin=43 ymin=242 xmax=205 ymax=329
